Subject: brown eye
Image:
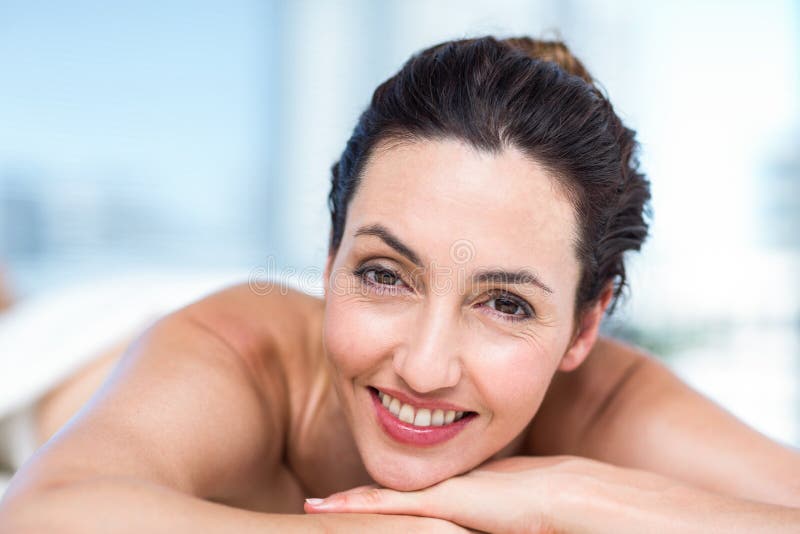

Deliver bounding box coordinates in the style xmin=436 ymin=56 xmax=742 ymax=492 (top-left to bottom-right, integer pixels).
xmin=369 ymin=268 xmax=399 ymax=286
xmin=492 ymin=297 xmax=521 ymax=315
xmin=353 ymin=264 xmax=408 ymax=292
xmin=482 ymin=290 xmax=534 ymax=322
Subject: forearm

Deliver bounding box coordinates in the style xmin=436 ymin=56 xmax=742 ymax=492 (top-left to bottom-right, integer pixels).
xmin=0 ymin=477 xmax=465 ymax=533
xmin=557 ymin=476 xmax=800 ymax=534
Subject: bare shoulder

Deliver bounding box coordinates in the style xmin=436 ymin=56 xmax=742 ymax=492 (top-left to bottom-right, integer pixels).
xmin=178 ymin=281 xmax=325 ymax=373
xmin=4 ymin=281 xmax=324 ymax=513
xmin=527 ymin=335 xmax=800 ymax=507
xmin=525 ymin=335 xmax=653 ymax=455
xmin=33 ymin=281 xmax=324 ymax=450
xmin=178 ymin=280 xmax=328 ymax=453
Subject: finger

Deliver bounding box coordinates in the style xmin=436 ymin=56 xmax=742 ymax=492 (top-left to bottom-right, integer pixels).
xmin=322 ymin=483 xmax=381 ymax=500
xmin=303 ymin=483 xmax=381 ymax=513
xmin=305 ymin=486 xmax=426 ymax=515
xmin=304 ymin=477 xmax=481 ymax=526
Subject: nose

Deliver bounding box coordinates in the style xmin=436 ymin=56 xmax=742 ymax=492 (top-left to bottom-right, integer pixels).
xmin=392 ymin=302 xmax=463 ymax=393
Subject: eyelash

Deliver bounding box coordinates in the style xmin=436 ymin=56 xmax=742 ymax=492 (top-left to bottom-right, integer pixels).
xmin=352 ymin=264 xmax=536 ymax=323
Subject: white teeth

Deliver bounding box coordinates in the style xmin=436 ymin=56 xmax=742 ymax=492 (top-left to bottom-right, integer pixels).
xmin=388 ymin=398 xmax=401 ymax=416
xmin=414 ymin=408 xmax=431 ymax=426
xmin=398 ymin=403 xmax=415 ymax=424
xmin=376 ymin=389 xmax=469 ymax=426
xmin=431 ymin=409 xmax=444 ymax=426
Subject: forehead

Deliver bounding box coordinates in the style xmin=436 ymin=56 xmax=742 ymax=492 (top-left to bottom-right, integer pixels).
xmin=345 ymin=138 xmax=580 ymax=288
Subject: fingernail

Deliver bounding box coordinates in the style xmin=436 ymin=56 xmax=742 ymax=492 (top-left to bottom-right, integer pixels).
xmin=305 ymin=498 xmax=325 ymax=506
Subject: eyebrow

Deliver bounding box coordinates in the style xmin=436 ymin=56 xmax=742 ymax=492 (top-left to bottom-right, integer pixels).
xmin=472 ymin=269 xmax=554 ymax=294
xmin=354 ymin=223 xmax=423 ymax=266
xmin=353 ymin=223 xmax=554 ymax=294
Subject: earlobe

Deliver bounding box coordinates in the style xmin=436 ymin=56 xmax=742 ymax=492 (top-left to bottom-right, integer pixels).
xmin=558 ymin=283 xmax=614 ymax=372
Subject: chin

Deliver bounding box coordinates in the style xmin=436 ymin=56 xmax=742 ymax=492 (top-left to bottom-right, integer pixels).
xmin=360 ymin=445 xmax=479 ymax=491
xmin=366 ymin=462 xmax=452 ymax=491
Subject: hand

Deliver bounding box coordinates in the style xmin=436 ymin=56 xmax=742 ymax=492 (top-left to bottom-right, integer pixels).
xmin=304 ymin=455 xmax=800 ymax=533
xmin=304 ymin=455 xmax=583 ymax=533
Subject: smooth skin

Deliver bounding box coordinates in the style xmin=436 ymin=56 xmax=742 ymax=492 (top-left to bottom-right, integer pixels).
xmin=1 ymin=140 xmax=799 ymax=533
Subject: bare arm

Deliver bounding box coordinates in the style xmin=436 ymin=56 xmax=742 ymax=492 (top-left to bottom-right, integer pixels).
xmin=306 ymin=453 xmax=800 ymax=533
xmin=529 ymin=336 xmax=800 ymax=508
xmin=2 ymin=478 xmax=467 ymax=533
xmin=0 ymin=283 xmax=467 ymax=532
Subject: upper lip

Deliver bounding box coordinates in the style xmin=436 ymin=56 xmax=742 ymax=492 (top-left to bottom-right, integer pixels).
xmin=372 ymin=386 xmax=473 ymax=413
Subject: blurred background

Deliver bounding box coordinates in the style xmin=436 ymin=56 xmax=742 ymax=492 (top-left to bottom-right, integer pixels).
xmin=0 ymin=0 xmax=798 ymax=448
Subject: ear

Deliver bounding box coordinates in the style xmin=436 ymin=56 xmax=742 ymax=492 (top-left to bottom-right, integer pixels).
xmin=558 ymin=282 xmax=615 ymax=372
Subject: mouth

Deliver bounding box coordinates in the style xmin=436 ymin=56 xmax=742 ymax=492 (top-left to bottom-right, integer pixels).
xmin=368 ymin=386 xmax=477 ymax=447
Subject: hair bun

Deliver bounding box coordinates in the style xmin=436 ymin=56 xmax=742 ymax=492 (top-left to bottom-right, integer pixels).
xmin=501 ymin=37 xmax=594 ymax=85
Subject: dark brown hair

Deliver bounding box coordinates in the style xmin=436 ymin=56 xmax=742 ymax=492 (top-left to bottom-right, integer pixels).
xmin=327 ymin=35 xmax=651 ymax=317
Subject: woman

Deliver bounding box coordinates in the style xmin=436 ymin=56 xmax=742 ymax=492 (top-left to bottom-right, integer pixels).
xmin=1 ymin=35 xmax=799 ymax=532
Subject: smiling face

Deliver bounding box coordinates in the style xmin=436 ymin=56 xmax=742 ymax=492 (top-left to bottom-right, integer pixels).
xmin=322 ymin=137 xmax=602 ymax=491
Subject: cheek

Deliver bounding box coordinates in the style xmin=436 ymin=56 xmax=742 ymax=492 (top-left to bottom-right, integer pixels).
xmin=323 ymin=294 xmax=402 ymax=379
xmin=469 ymin=335 xmax=558 ymax=424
